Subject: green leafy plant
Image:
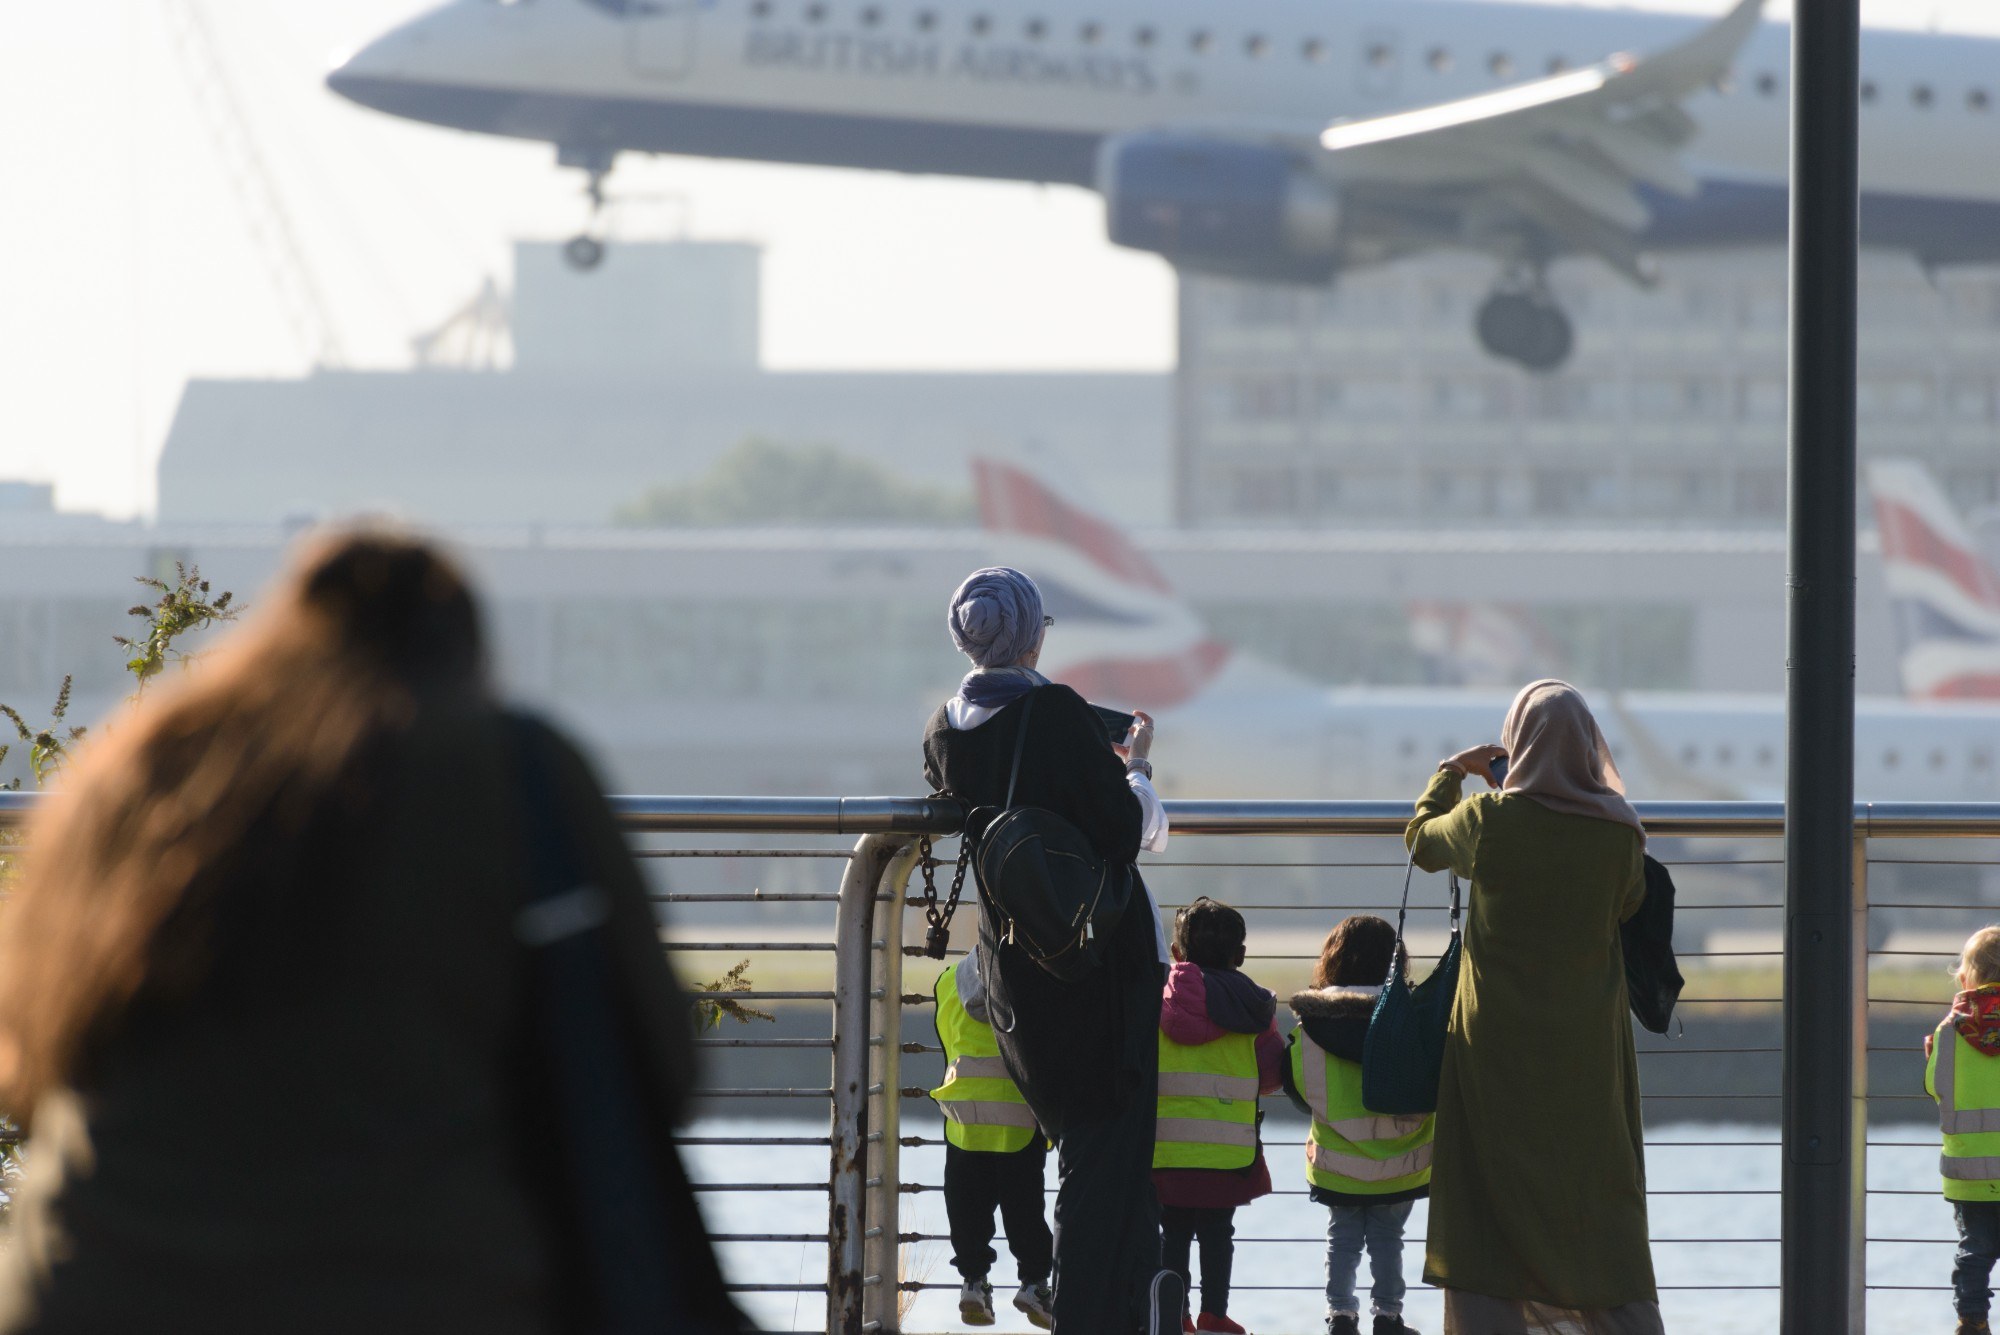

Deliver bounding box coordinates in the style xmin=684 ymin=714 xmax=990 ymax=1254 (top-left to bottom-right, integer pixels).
xmin=0 ymin=677 xmax=84 ymax=794
xmin=115 ymin=565 xmax=238 ymax=692
xmin=691 ymin=958 xmax=776 ymax=1031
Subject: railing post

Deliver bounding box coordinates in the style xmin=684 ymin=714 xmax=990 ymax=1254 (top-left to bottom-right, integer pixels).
xmin=1850 ymin=828 xmax=1871 ymax=1322
xmin=829 ymin=833 xmax=908 ymax=1335
xmin=863 ymin=840 xmax=923 ymax=1334
xmin=1781 ymin=0 xmax=1862 ymax=1325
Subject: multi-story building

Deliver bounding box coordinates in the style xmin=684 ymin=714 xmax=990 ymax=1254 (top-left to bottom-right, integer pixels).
xmin=1176 ymin=249 xmax=2000 ymax=526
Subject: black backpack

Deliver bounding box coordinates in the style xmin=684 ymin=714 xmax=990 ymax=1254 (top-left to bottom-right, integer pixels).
xmin=1622 ymin=853 xmax=1685 ymax=1035
xmin=971 ymin=690 xmax=1134 ymax=982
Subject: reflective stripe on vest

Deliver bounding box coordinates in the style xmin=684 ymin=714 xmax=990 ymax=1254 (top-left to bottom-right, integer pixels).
xmin=1937 ymin=1030 xmax=2000 ymax=1134
xmin=1291 ymin=1030 xmax=1434 ymax=1197
xmin=1153 ymin=1029 xmax=1261 ymax=1171
xmin=931 ymin=964 xmax=1035 ymax=1154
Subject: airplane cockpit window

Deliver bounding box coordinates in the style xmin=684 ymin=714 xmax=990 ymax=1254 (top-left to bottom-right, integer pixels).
xmin=1547 ymin=55 xmax=1569 ymax=74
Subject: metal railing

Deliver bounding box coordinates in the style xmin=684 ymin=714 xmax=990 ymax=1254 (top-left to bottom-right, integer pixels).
xmin=1 ymin=793 xmax=1988 ymax=1333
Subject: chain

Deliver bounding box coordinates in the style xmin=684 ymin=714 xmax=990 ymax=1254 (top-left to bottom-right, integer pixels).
xmin=919 ymin=827 xmax=972 ymax=960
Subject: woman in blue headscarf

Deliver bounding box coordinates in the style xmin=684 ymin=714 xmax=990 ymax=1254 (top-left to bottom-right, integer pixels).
xmin=923 ymin=567 xmax=1174 ymax=1335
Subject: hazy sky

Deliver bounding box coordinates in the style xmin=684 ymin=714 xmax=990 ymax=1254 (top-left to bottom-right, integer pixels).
xmin=5 ymin=0 xmax=1997 ymax=518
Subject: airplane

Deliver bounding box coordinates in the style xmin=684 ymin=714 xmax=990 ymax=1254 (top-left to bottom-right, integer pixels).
xmin=326 ymin=0 xmax=2000 ymax=372
xmin=973 ymin=456 xmax=2000 ymax=802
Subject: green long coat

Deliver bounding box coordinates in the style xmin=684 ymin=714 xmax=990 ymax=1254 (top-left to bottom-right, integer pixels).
xmin=1405 ymin=769 xmax=1656 ymax=1310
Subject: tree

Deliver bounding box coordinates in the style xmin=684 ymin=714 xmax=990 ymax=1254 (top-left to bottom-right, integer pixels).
xmin=615 ymin=438 xmax=975 ymax=527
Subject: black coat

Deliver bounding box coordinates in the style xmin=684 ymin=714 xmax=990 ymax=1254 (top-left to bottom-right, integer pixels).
xmin=923 ymin=686 xmax=1163 ymax=1138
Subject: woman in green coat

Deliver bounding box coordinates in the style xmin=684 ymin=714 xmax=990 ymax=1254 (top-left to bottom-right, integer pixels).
xmin=1405 ymin=680 xmax=1661 ymax=1335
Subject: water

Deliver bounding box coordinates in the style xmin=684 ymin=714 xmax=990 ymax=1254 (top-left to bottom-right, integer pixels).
xmin=684 ymin=1119 xmax=1954 ymax=1334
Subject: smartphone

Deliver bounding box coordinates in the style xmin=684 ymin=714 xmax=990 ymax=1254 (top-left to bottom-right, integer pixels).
xmin=1091 ymin=705 xmax=1137 ymax=745
xmin=1489 ymin=754 xmax=1510 ymax=788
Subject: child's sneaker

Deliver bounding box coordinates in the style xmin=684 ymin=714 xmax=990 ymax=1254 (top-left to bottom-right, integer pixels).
xmin=1011 ymin=1283 xmax=1053 ymax=1330
xmin=1327 ymin=1316 xmax=1362 ymax=1335
xmin=1373 ymin=1316 xmax=1421 ymax=1335
xmin=1181 ymin=1317 xmax=1197 ymax=1335
xmin=957 ymin=1278 xmax=995 ymax=1327
xmin=1196 ymin=1315 xmax=1247 ymax=1334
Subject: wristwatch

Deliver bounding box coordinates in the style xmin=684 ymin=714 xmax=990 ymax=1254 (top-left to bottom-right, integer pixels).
xmin=1126 ymin=757 xmax=1154 ymax=780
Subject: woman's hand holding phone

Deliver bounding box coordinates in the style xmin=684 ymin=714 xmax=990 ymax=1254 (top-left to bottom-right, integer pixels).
xmin=1115 ymin=711 xmax=1155 ymax=765
xmin=1443 ymin=744 xmax=1509 ymax=789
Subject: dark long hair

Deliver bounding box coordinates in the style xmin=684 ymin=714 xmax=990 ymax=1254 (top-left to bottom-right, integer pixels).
xmin=0 ymin=529 xmax=487 ymax=1118
xmin=1312 ymin=914 xmax=1409 ymax=989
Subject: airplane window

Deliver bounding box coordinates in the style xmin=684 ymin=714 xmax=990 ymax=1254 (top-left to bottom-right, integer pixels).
xmin=969 ymin=13 xmax=990 ymax=35
xmin=1860 ymin=79 xmax=1878 ymax=103
xmin=1975 ymin=749 xmax=1994 ymax=771
xmin=1428 ymin=47 xmax=1453 ymax=73
xmin=1246 ymin=34 xmax=1269 ymax=58
xmin=1190 ymin=30 xmax=1213 ymax=54
xmin=1716 ymin=745 xmax=1733 ymax=766
xmin=1399 ymin=739 xmax=1417 ymax=759
xmin=1079 ymin=21 xmax=1101 ymax=43
xmin=914 ymin=9 xmax=935 ymax=30
xmin=1756 ymin=746 xmax=1775 ymax=768
xmin=1302 ymin=38 xmax=1328 ymax=63
xmin=1679 ymin=744 xmax=1698 ymax=766
xmin=1931 ymin=749 xmax=1949 ymax=770
xmin=1024 ymin=17 xmax=1045 ymax=40
xmin=1913 ymin=84 xmax=1935 ymax=109
xmin=859 ymin=5 xmax=880 ymax=25
xmin=1546 ymin=55 xmax=1569 ymax=74
xmin=1755 ymin=72 xmax=1778 ymax=96
xmin=1133 ymin=25 xmax=1156 ymax=47
xmin=1490 ymin=52 xmax=1514 ymax=78
xmin=1367 ymin=43 xmax=1394 ymax=68
xmin=1973 ymin=89 xmax=1992 ymax=112
xmin=1884 ymin=749 xmax=1900 ymax=769
xmin=804 ymin=1 xmax=825 ymax=20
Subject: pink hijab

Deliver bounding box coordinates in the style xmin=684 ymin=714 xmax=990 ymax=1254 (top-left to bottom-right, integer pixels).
xmin=1499 ymin=679 xmax=1645 ymax=838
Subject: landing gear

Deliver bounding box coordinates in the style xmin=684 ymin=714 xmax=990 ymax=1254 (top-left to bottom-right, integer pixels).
xmin=557 ymin=145 xmax=617 ymax=273
xmin=1475 ymin=281 xmax=1575 ymax=373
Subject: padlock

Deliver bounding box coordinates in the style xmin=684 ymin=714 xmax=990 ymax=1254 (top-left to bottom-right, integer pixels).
xmin=924 ymin=922 xmax=951 ymax=959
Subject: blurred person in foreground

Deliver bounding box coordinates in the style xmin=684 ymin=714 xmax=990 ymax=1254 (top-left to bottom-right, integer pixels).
xmin=0 ymin=530 xmax=747 ymax=1334
xmin=1405 ymin=680 xmax=1657 ymax=1335
xmin=923 ymin=567 xmax=1172 ymax=1334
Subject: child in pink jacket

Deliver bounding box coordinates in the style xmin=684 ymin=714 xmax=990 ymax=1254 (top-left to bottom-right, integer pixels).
xmin=1155 ymin=897 xmax=1287 ymax=1335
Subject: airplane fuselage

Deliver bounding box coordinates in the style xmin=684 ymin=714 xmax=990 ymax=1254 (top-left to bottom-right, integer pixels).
xmin=332 ymin=0 xmax=2000 ymax=260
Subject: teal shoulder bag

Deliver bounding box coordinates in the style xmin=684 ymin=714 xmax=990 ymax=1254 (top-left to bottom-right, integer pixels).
xmin=1360 ymin=856 xmax=1463 ymax=1116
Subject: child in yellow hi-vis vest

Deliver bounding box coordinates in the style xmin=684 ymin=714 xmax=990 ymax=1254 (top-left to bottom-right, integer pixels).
xmin=1283 ymin=916 xmax=1430 ymax=1335
xmin=930 ymin=946 xmax=1054 ymax=1329
xmin=1928 ymin=925 xmax=2000 ymax=1335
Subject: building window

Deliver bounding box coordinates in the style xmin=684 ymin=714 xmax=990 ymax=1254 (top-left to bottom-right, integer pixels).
xmin=1489 ymin=52 xmax=1514 ymax=78
xmin=1302 ymin=38 xmax=1327 ymax=62
xmin=1428 ymin=46 xmax=1452 ymax=72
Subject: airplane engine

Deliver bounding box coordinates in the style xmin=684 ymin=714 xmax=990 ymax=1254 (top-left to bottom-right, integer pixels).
xmin=1096 ymin=134 xmax=1342 ymax=284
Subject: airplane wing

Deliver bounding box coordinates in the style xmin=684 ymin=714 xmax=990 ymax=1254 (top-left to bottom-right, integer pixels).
xmin=1313 ymin=0 xmax=1765 ymax=282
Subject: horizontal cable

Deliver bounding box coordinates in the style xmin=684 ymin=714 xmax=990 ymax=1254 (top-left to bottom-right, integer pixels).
xmin=664 ymin=942 xmax=836 ymax=952
xmin=635 ymin=849 xmax=852 ymax=859
xmin=688 ymin=1087 xmax=832 ymax=1098
xmin=656 ymin=893 xmax=840 ymax=904
xmin=695 ymin=1038 xmax=833 ymax=1050
xmin=711 ymin=1233 xmax=828 ymax=1244
xmin=688 ymin=1183 xmax=827 ymax=1193
xmin=677 ymin=1136 xmax=831 ymax=1148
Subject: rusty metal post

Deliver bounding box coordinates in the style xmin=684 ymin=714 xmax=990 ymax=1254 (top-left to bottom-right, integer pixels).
xmin=829 ymin=833 xmax=905 ymax=1335
xmin=861 ymin=840 xmax=923 ymax=1333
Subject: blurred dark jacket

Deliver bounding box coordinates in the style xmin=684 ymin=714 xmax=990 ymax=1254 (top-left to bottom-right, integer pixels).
xmin=0 ymin=709 xmax=729 ymax=1334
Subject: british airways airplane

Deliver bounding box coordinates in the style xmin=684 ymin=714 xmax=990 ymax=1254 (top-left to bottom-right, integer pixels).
xmin=326 ymin=0 xmax=2000 ymax=371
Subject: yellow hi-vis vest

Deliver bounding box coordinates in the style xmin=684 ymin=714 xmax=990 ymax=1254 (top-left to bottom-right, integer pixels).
xmin=1153 ymin=1030 xmax=1261 ymax=1170
xmin=930 ymin=962 xmax=1036 ymax=1153
xmin=1927 ymin=1019 xmax=2000 ymax=1202
xmin=1289 ymin=1030 xmax=1433 ymax=1196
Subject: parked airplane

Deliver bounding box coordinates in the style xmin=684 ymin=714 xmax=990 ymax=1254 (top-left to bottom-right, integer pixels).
xmin=327 ymin=0 xmax=2000 ymax=370
xmin=977 ymin=458 xmax=2000 ymax=801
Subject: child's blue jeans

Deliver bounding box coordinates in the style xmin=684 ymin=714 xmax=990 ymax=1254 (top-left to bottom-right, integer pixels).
xmin=1957 ymin=1200 xmax=2000 ymax=1319
xmin=1326 ymin=1199 xmax=1414 ymax=1317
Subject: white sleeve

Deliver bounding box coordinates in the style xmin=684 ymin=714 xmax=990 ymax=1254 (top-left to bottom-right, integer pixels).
xmin=1128 ymin=770 xmax=1169 ymax=854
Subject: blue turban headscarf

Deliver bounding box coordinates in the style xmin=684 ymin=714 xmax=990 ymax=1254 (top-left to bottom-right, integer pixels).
xmin=949 ymin=567 xmax=1044 ymax=668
